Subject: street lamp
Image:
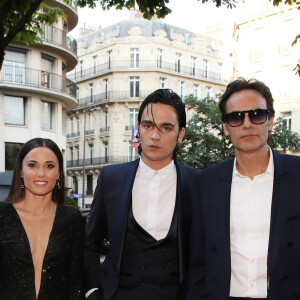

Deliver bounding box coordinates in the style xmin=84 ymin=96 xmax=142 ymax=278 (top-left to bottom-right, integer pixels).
xmin=82 ymin=104 xmax=100 ymax=209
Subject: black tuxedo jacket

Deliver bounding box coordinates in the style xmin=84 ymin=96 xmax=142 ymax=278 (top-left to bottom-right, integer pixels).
xmin=185 ymin=149 xmax=300 ymax=300
xmin=84 ymin=159 xmax=198 ymax=300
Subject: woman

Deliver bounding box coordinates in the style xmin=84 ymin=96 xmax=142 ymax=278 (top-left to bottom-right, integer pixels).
xmin=0 ymin=138 xmax=85 ymax=300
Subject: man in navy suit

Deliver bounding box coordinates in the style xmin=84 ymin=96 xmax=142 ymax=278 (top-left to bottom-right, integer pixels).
xmin=84 ymin=89 xmax=198 ymax=300
xmin=186 ymin=78 xmax=300 ymax=300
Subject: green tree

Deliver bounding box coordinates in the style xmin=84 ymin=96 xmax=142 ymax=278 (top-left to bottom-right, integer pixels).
xmin=65 ymin=195 xmax=80 ymax=208
xmin=0 ymin=0 xmax=237 ymax=70
xmin=179 ymin=95 xmax=235 ymax=169
xmin=268 ymin=116 xmax=300 ymax=153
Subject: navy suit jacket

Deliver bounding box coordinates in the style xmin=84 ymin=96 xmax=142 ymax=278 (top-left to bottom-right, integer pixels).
xmin=186 ymin=150 xmax=300 ymax=300
xmin=84 ymin=159 xmax=198 ymax=300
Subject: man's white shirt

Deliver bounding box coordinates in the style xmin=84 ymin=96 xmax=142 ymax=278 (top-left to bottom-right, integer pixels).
xmin=230 ymin=149 xmax=274 ymax=298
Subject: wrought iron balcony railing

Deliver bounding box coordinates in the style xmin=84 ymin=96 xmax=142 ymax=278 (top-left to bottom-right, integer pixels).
xmin=67 ymin=132 xmax=80 ymax=138
xmin=67 ymin=156 xmax=139 ymax=168
xmin=99 ymin=126 xmax=110 ymax=133
xmin=68 ymin=59 xmax=226 ymax=83
xmin=0 ymin=63 xmax=77 ymax=98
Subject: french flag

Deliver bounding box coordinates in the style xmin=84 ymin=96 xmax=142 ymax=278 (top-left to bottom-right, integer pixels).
xmin=132 ymin=123 xmax=138 ymax=149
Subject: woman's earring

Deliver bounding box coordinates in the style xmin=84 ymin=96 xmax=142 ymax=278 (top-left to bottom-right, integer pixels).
xmin=21 ymin=178 xmax=25 ymax=189
xmin=57 ymin=179 xmax=61 ymax=190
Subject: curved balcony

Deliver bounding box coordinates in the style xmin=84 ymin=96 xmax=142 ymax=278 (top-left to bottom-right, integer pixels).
xmin=39 ymin=25 xmax=77 ymax=71
xmin=0 ymin=64 xmax=77 ymax=109
xmin=48 ymin=0 xmax=78 ymax=31
xmin=68 ymin=60 xmax=228 ymax=84
xmin=77 ymin=90 xmax=153 ymax=108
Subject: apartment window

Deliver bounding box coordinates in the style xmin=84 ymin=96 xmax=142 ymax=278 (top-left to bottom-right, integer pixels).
xmin=130 ymin=48 xmax=139 ymax=68
xmin=89 ymin=83 xmax=93 ymax=103
xmin=4 ymin=47 xmax=26 ymax=83
xmin=72 ymin=176 xmax=78 ymax=194
xmin=130 ymin=76 xmax=140 ymax=98
xmin=159 ymin=77 xmax=167 ymax=89
xmin=89 ymin=144 xmax=93 ymax=165
xmin=41 ymin=53 xmax=54 ymax=88
xmin=76 ymin=118 xmax=79 ymax=133
xmin=175 ymin=53 xmax=182 ymax=73
xmin=69 ymin=118 xmax=74 ymax=134
xmin=5 ymin=142 xmax=23 ymax=171
xmin=104 ymin=79 xmax=109 ymax=99
xmin=217 ymin=63 xmax=222 ymax=81
xmin=76 ymin=87 xmax=80 ymax=100
xmin=190 ymin=57 xmax=197 ymax=76
xmin=88 ymin=113 xmax=93 ymax=130
xmin=104 ymin=110 xmax=109 ymax=130
xmin=203 ymin=59 xmax=209 ymax=79
xmin=179 ymin=81 xmax=185 ymax=100
xmin=108 ymin=50 xmax=112 ymax=69
xmin=206 ymin=86 xmax=212 ymax=98
xmin=70 ymin=147 xmax=74 ymax=161
xmin=193 ymin=84 xmax=199 ymax=99
xmin=129 ymin=108 xmax=139 ymax=129
xmin=104 ymin=143 xmax=109 ymax=163
xmin=41 ymin=100 xmax=52 ymax=130
xmin=86 ymin=174 xmax=93 ymax=195
xmin=80 ymin=61 xmax=83 ymax=78
xmin=157 ymin=49 xmax=163 ymax=69
xmin=282 ymin=112 xmax=292 ymax=130
xmin=5 ymin=95 xmax=25 ymax=125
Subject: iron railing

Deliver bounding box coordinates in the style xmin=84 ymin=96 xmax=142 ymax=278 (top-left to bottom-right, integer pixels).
xmin=67 ymin=132 xmax=80 ymax=138
xmin=67 ymin=156 xmax=139 ymax=168
xmin=0 ymin=64 xmax=77 ymax=98
xmin=68 ymin=59 xmax=227 ymax=83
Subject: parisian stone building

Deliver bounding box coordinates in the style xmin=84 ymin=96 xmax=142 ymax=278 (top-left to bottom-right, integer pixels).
xmin=0 ymin=0 xmax=78 ymax=200
xmin=66 ymin=11 xmax=233 ymax=208
xmin=234 ymin=0 xmax=300 ymax=139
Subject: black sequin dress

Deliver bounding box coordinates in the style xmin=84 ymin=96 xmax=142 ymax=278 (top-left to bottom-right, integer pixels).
xmin=0 ymin=202 xmax=85 ymax=300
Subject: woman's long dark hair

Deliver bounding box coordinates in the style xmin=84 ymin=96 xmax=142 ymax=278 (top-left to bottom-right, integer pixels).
xmin=5 ymin=138 xmax=65 ymax=206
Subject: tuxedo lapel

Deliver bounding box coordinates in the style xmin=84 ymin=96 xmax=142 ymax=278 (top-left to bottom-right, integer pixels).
xmin=109 ymin=159 xmax=139 ymax=273
xmin=267 ymin=151 xmax=290 ymax=276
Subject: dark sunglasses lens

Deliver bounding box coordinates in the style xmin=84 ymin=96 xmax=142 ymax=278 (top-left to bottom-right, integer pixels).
xmin=226 ymin=112 xmax=244 ymax=127
xmin=249 ymin=109 xmax=268 ymax=124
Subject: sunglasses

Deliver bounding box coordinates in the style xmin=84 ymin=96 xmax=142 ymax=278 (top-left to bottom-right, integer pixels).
xmin=224 ymin=109 xmax=269 ymax=127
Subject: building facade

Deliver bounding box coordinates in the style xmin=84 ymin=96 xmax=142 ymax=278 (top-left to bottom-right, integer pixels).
xmin=0 ymin=0 xmax=78 ymax=200
xmin=234 ymin=0 xmax=300 ymax=137
xmin=67 ymin=11 xmax=233 ymax=208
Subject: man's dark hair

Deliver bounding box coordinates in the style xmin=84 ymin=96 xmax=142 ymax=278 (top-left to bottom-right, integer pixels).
xmin=137 ymin=89 xmax=186 ymax=158
xmin=219 ymin=77 xmax=275 ymax=121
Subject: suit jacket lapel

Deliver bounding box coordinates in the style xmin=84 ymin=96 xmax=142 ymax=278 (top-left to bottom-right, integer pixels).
xmin=176 ymin=162 xmax=191 ymax=283
xmin=267 ymin=150 xmax=290 ymax=276
xmin=109 ymin=159 xmax=139 ymax=273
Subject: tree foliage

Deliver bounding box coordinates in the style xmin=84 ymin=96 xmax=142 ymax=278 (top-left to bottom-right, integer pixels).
xmin=268 ymin=117 xmax=300 ymax=153
xmin=179 ymin=95 xmax=235 ymax=170
xmin=179 ymin=96 xmax=300 ymax=170
xmin=65 ymin=195 xmax=80 ymax=208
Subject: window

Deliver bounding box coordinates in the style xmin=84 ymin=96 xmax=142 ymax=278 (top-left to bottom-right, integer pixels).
xmin=203 ymin=59 xmax=209 ymax=78
xmin=193 ymin=84 xmax=199 ymax=99
xmin=88 ymin=113 xmax=93 ymax=131
xmin=282 ymin=112 xmax=292 ymax=130
xmin=190 ymin=57 xmax=197 ymax=76
xmin=76 ymin=118 xmax=79 ymax=134
xmin=80 ymin=61 xmax=83 ymax=78
xmin=72 ymin=176 xmax=78 ymax=194
xmin=69 ymin=118 xmax=73 ymax=134
xmin=129 ymin=108 xmax=139 ymax=129
xmin=41 ymin=53 xmax=54 ymax=88
xmin=89 ymin=144 xmax=93 ymax=165
xmin=93 ymin=56 xmax=97 ymax=74
xmin=76 ymin=87 xmax=80 ymax=100
xmin=104 ymin=143 xmax=109 ymax=164
xmin=5 ymin=95 xmax=25 ymax=125
xmin=89 ymin=83 xmax=93 ymax=103
xmin=108 ymin=50 xmax=112 ymax=69
xmin=5 ymin=142 xmax=23 ymax=171
xmin=130 ymin=48 xmax=139 ymax=68
xmin=179 ymin=81 xmax=185 ymax=100
xmin=86 ymin=174 xmax=93 ymax=195
xmin=4 ymin=48 xmax=26 ymax=84
xmin=41 ymin=101 xmax=53 ymax=130
xmin=157 ymin=49 xmax=163 ymax=69
xmin=159 ymin=77 xmax=167 ymax=89
xmin=104 ymin=110 xmax=109 ymax=130
xmin=104 ymin=79 xmax=109 ymax=99
xmin=130 ymin=76 xmax=140 ymax=98
xmin=175 ymin=53 xmax=182 ymax=73
xmin=217 ymin=63 xmax=222 ymax=81
xmin=206 ymin=86 xmax=212 ymax=98
xmin=70 ymin=147 xmax=74 ymax=161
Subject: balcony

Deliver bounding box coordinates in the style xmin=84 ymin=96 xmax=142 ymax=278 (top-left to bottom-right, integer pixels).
xmin=38 ymin=25 xmax=77 ymax=71
xmin=67 ymin=156 xmax=139 ymax=169
xmin=68 ymin=60 xmax=228 ymax=84
xmin=67 ymin=132 xmax=80 ymax=138
xmin=0 ymin=64 xmax=77 ymax=109
xmin=77 ymin=90 xmax=153 ymax=107
xmin=85 ymin=129 xmax=94 ymax=135
xmin=99 ymin=126 xmax=110 ymax=133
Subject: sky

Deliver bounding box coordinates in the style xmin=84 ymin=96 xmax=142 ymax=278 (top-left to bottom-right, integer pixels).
xmin=69 ymin=0 xmax=241 ymax=39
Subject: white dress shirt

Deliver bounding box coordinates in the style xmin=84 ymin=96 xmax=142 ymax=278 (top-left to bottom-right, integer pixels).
xmin=132 ymin=159 xmax=177 ymax=240
xmin=86 ymin=159 xmax=177 ymax=298
xmin=230 ymin=149 xmax=274 ymax=298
